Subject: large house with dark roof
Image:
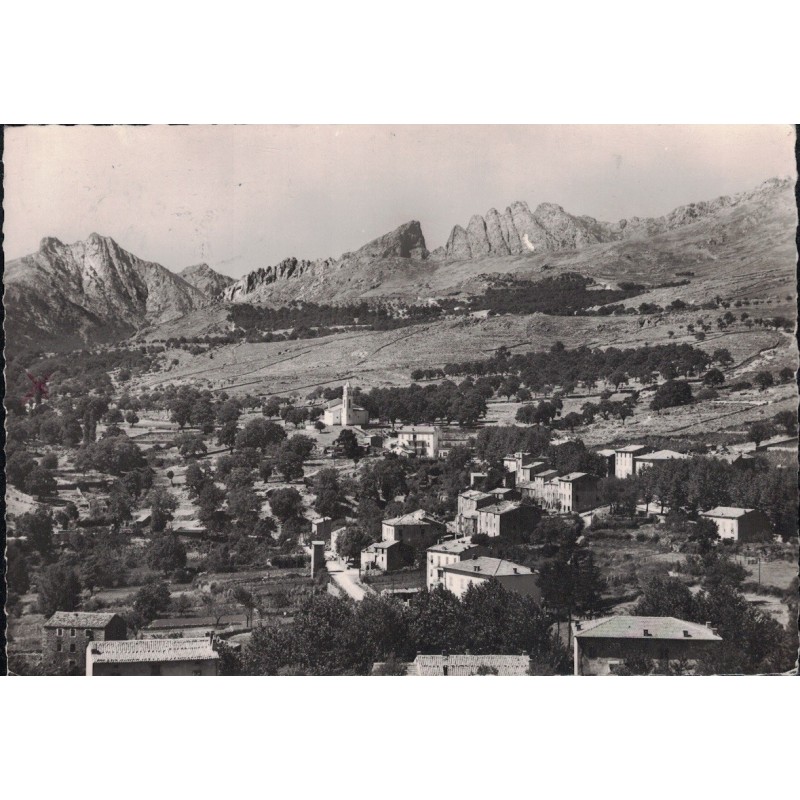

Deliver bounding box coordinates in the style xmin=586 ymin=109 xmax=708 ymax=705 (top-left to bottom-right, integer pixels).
xmin=571 ymin=615 xmax=722 ymax=675
xmin=42 ymin=611 xmax=127 ymax=675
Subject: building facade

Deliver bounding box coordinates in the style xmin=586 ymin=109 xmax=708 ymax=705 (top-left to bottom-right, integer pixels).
xmin=395 ymin=426 xmax=439 ymax=458
xmin=381 ymin=509 xmax=445 ymax=548
xmin=614 ymin=445 xmax=651 ymax=479
xmin=476 ymin=501 xmax=538 ymax=538
xmin=572 ymin=616 xmax=722 ymax=675
xmin=42 ymin=611 xmax=127 ymax=675
xmin=633 ymin=449 xmax=688 ymax=475
xmin=556 ymin=472 xmax=601 ymax=514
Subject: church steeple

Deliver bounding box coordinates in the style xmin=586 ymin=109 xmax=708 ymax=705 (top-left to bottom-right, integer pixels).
xmin=342 ymin=382 xmax=351 ymax=415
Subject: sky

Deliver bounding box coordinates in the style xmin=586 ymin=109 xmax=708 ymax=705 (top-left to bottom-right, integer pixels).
xmin=4 ymin=125 xmax=796 ymax=279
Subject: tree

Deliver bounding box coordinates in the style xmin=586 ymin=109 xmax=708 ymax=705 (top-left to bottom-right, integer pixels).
xmin=269 ymin=487 xmax=303 ymax=521
xmin=335 ymin=527 xmax=377 ymax=562
xmin=688 ymin=517 xmax=720 ymax=555
xmin=185 ymin=462 xmax=211 ymax=498
xmin=230 ymin=586 xmax=258 ymax=627
xmin=651 ymin=379 xmax=694 ymax=411
xmin=24 ymin=466 xmax=57 ymax=497
xmin=703 ymin=368 xmax=725 ymax=387
xmin=170 ymin=397 xmax=193 ymax=429
xmin=773 ymin=409 xmax=797 ymax=436
xmin=227 ymin=485 xmax=261 ymax=526
xmin=712 ymin=348 xmax=733 ymax=366
xmin=6 ymin=544 xmax=31 ymax=596
xmin=313 ymin=468 xmax=343 ymax=517
xmin=174 ymin=432 xmax=208 ymax=458
xmin=133 ymin=580 xmax=171 ymax=622
xmin=16 ymin=508 xmax=54 ymax=557
xmin=258 ymin=459 xmax=274 ymax=483
xmin=335 ymin=428 xmax=362 ymax=462
xmin=41 ymin=452 xmax=59 ymax=470
xmin=747 ymin=421 xmax=773 ymax=448
xmin=276 ymin=448 xmax=304 ymax=482
xmin=125 ymin=410 xmax=140 ymax=427
xmin=146 ymin=487 xmax=179 ymax=533
xmin=191 ymin=397 xmax=216 ymax=434
xmin=37 ymin=562 xmax=83 ymax=617
xmin=217 ymin=420 xmax=239 ymax=451
xmin=561 ymin=412 xmax=583 ymax=432
xmin=105 ymin=407 xmax=124 ymax=424
xmin=754 ymin=371 xmax=774 ymax=392
xmin=236 ymin=418 xmax=286 ymax=452
xmin=147 ymin=533 xmax=187 ymax=574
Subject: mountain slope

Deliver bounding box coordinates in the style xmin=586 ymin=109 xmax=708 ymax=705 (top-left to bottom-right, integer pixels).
xmin=178 ymin=263 xmax=235 ymax=298
xmin=4 ymin=234 xmax=207 ymax=352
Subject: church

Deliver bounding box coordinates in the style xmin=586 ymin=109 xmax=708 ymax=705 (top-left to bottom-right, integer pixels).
xmin=323 ymin=382 xmax=369 ymax=427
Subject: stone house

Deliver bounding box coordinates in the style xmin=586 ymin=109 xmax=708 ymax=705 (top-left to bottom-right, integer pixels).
xmin=42 ymin=611 xmax=127 ymax=675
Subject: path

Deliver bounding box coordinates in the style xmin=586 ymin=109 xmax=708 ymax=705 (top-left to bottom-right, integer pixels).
xmin=325 ymin=556 xmax=372 ymax=601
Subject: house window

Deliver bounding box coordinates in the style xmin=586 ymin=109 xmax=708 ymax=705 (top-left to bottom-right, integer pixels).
xmin=57 ymin=628 xmax=63 ymax=637
xmin=56 ymin=642 xmax=62 ymax=652
xmin=85 ymin=630 xmax=93 ymax=639
xmin=69 ymin=643 xmax=76 ymax=653
xmin=70 ymin=628 xmax=76 ymax=637
xmin=608 ymin=661 xmax=622 ymax=674
xmin=68 ymin=660 xmax=76 ymax=669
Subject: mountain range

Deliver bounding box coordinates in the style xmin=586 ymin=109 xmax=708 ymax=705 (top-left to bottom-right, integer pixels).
xmin=4 ymin=177 xmax=795 ymax=353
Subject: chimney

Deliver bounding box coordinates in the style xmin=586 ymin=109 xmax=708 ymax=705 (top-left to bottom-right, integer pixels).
xmin=575 ymin=622 xmax=582 ymax=631
xmin=513 ymin=567 xmax=518 ymax=574
xmin=705 ymin=621 xmax=713 ymax=628
xmin=643 ymin=629 xmax=652 ymax=637
xmin=683 ymin=630 xmax=691 ymax=638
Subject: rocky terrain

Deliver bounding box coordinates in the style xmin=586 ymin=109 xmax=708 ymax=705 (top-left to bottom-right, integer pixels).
xmin=5 ymin=177 xmax=795 ymax=354
xmin=178 ymin=262 xmax=235 ymax=298
xmin=5 ymin=234 xmax=207 ymax=352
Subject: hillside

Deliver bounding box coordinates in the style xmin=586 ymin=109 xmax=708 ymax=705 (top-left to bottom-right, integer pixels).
xmin=4 ymin=234 xmax=207 ymax=352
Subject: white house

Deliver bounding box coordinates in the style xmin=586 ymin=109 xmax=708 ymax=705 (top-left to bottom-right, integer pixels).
xmin=395 ymin=426 xmax=439 ymax=458
xmin=426 ymin=537 xmax=489 ymax=590
xmin=614 ymin=445 xmax=651 ymax=479
xmin=699 ymin=507 xmax=774 ymax=542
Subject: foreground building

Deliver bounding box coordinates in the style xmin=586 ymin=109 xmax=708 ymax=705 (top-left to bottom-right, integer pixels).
xmin=409 ymin=654 xmax=533 ymax=676
xmin=571 ymin=616 xmax=722 ymax=675
xmin=699 ymin=507 xmax=774 ymax=542
xmin=43 ymin=611 xmax=127 ymax=675
xmin=86 ymin=637 xmax=220 ymax=676
xmin=440 ymin=556 xmax=540 ymax=600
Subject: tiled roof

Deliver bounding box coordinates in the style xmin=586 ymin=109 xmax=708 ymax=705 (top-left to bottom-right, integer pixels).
xmin=701 ymin=506 xmax=753 ymax=519
xmin=479 ymin=501 xmax=522 ymax=515
xmin=443 ymin=556 xmax=531 ymax=577
xmin=44 ymin=611 xmax=121 ymax=629
xmin=383 ymin=510 xmax=438 ymax=526
xmin=596 ymin=449 xmax=616 ymax=457
xmin=615 ymin=444 xmax=650 ymax=453
xmin=559 ymin=472 xmax=592 ymax=482
xmin=370 ymin=540 xmax=401 ymax=550
xmin=573 ymin=616 xmax=722 ymax=641
xmin=534 ymin=470 xmax=559 ymax=480
xmin=460 ymin=490 xmax=492 ymax=501
xmin=398 ymin=426 xmax=437 ymax=434
xmin=144 ymin=614 xmax=246 ymax=630
xmin=411 ymin=654 xmax=531 ymax=676
xmin=635 ymin=450 xmax=687 ymax=461
xmin=427 ymin=538 xmax=481 ymax=554
xmin=89 ymin=638 xmax=219 ymax=663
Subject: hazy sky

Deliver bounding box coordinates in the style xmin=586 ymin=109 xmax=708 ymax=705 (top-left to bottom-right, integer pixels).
xmin=4 ymin=125 xmax=795 ymax=278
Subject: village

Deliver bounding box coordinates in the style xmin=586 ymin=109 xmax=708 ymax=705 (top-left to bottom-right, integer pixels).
xmin=6 ymin=345 xmax=798 ymax=676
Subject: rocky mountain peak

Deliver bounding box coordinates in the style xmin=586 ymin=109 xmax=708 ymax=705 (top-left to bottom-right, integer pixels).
xmin=350 ymin=220 xmax=428 ymax=261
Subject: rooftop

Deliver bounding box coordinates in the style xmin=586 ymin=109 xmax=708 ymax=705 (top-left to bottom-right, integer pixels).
xmin=573 ymin=616 xmax=722 ymax=641
xmin=365 ymin=540 xmax=402 ymax=551
xmin=701 ymin=506 xmax=754 ymax=519
xmin=383 ymin=509 xmax=438 ymax=526
xmin=635 ymin=449 xmax=688 ymax=461
xmin=44 ymin=611 xmax=121 ymax=629
xmin=559 ymin=472 xmax=595 ymax=482
xmin=459 ymin=489 xmax=492 ymax=501
xmin=615 ymin=444 xmax=650 ymax=454
xmin=427 ymin=538 xmax=482 ymax=554
xmin=479 ymin=501 xmax=522 ymax=515
xmin=89 ymin=638 xmax=220 ymax=663
xmin=398 ymin=426 xmax=437 ymax=434
xmin=596 ymin=449 xmax=616 ymax=457
xmin=411 ymin=654 xmax=531 ymax=676
xmin=443 ymin=556 xmax=532 ymax=577
xmin=534 ymin=469 xmax=559 ymax=480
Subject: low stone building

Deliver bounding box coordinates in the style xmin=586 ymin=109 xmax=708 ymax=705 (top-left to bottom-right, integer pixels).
xmin=361 ymin=539 xmax=408 ymax=573
xmin=571 ymin=615 xmax=722 ymax=675
xmin=86 ymin=637 xmax=220 ymax=676
xmin=457 ymin=489 xmax=494 ymax=536
xmin=42 ymin=611 xmax=127 ymax=675
xmin=699 ymin=507 xmax=774 ymax=542
xmin=407 ymin=653 xmax=533 ymax=676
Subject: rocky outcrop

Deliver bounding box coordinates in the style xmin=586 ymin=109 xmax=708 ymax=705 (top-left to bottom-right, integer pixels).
xmin=5 ymin=234 xmax=207 ymax=352
xmin=178 ymin=263 xmax=235 ymax=298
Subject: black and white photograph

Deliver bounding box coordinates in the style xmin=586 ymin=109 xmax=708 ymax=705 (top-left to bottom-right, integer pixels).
xmin=3 ymin=124 xmax=797 ymax=678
